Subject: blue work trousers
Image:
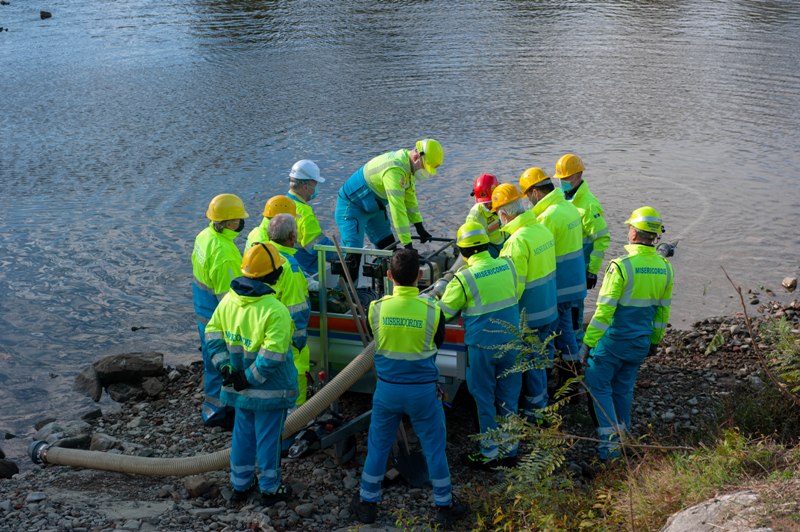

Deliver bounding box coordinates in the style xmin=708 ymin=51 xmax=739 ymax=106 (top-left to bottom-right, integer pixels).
xmin=555 ymin=301 xmax=580 ymax=362
xmin=335 ymin=167 xmax=394 ymax=248
xmin=230 ymin=407 xmax=287 ymax=494
xmin=575 ymin=297 xmax=586 ymax=344
xmin=522 ymin=319 xmax=557 ymax=416
xmin=584 ymin=334 xmax=649 ymax=459
xmin=467 ymin=345 xmax=521 ymax=458
xmin=193 ymin=283 xmax=229 ymax=425
xmin=360 ymin=381 xmax=452 ymax=506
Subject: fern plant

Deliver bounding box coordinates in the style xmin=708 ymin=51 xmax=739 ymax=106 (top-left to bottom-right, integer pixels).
xmin=760 ymin=317 xmax=800 ymax=394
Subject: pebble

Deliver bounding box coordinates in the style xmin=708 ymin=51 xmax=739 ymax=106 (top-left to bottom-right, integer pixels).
xmin=296 ymin=502 xmax=315 ymax=517
xmin=25 ymin=492 xmax=47 ymax=503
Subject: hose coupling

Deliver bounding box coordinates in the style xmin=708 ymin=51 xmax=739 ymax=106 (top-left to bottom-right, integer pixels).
xmin=29 ymin=441 xmax=50 ymax=465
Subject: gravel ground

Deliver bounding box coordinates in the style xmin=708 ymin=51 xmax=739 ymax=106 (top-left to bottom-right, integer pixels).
xmin=1 ymin=296 xmax=798 ymax=532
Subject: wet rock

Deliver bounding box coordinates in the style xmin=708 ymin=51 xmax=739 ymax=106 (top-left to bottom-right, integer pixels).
xmin=33 ymin=418 xmax=57 ymax=431
xmin=94 ymin=352 xmax=165 ymax=385
xmin=34 ymin=420 xmax=92 ymax=449
xmin=142 ymin=377 xmax=165 ymax=398
xmin=80 ymin=408 xmax=103 ymax=422
xmin=0 ymin=2 xmax=11 ymax=6
xmin=183 ymin=475 xmax=215 ymax=498
xmin=40 ymin=10 xmax=51 ymax=19
xmin=107 ymin=382 xmax=145 ymax=403
xmin=74 ymin=365 xmax=103 ymax=401
xmin=89 ymin=433 xmax=118 ymax=451
xmin=783 ymin=277 xmax=797 ymax=292
xmin=749 ymin=298 xmax=759 ymax=305
xmin=0 ymin=459 xmax=19 ymax=479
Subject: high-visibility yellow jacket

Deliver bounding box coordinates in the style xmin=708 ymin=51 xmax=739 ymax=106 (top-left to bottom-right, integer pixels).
xmin=583 ymin=244 xmax=674 ymax=348
xmin=245 ymin=217 xmax=271 ymax=251
xmin=532 ymin=188 xmax=587 ymax=303
xmin=191 ymin=223 xmax=243 ymax=321
xmin=205 ymin=277 xmax=299 ymax=411
xmin=499 ymin=210 xmax=558 ymax=328
xmin=439 ymin=251 xmax=519 ymax=346
xmin=271 ymin=242 xmax=311 ymax=351
xmin=287 ymin=192 xmax=334 ymax=275
xmin=568 ymin=182 xmax=610 ymax=275
xmin=368 ymin=286 xmax=441 ymax=384
xmin=363 ymin=149 xmax=423 ymax=246
xmin=466 ymin=202 xmax=506 ymax=256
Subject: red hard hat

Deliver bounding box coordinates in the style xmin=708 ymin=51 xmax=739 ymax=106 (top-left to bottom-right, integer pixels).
xmin=471 ymin=173 xmax=499 ymax=204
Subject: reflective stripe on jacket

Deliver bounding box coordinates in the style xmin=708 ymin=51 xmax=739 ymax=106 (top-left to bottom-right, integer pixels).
xmin=191 ymin=223 xmax=243 ymax=320
xmin=245 ymin=217 xmax=271 ymax=252
xmin=439 ymin=251 xmax=520 ymax=346
xmin=272 ymin=242 xmax=311 ymax=350
xmin=368 ymin=286 xmax=441 ymax=383
xmin=465 ymin=203 xmax=506 ymax=247
xmin=584 ymin=244 xmax=674 ymax=348
xmin=533 ymin=188 xmax=587 ymax=303
xmin=204 ymin=277 xmax=298 ymax=411
xmin=568 ymin=182 xmax=610 ymax=275
xmin=499 ymin=210 xmax=558 ymax=327
xmin=362 ymin=149 xmax=423 ymax=245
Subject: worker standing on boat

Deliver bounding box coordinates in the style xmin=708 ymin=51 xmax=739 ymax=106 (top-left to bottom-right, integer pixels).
xmin=581 ymin=207 xmax=673 ymax=461
xmin=192 ymin=193 xmax=249 ymax=429
xmin=351 ymin=248 xmax=468 ymax=528
xmin=439 ymin=222 xmax=521 ymax=468
xmin=267 ymin=214 xmax=312 ymax=406
xmin=245 ymin=195 xmax=297 ymax=251
xmin=554 ymin=154 xmax=611 ymax=343
xmin=286 ymin=159 xmax=335 ymax=277
xmin=335 ymin=139 xmax=443 ymax=278
xmin=519 ymin=168 xmax=586 ymax=391
xmin=465 ymin=173 xmax=506 ymax=258
xmin=205 ymin=242 xmax=298 ymax=504
xmin=491 ymin=184 xmax=558 ymax=418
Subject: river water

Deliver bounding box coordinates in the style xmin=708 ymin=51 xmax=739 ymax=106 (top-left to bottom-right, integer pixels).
xmin=1 ymin=1 xmax=799 ymax=438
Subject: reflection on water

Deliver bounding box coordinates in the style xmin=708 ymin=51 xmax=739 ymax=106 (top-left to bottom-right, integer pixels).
xmin=1 ymin=0 xmax=799 ymax=435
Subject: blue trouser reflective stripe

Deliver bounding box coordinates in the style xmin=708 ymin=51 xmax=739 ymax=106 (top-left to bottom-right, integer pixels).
xmin=361 ymin=381 xmax=451 ymax=506
xmin=230 ymin=407 xmax=287 ymax=493
xmin=584 ymin=334 xmax=648 ymax=459
xmin=335 ymin=167 xmax=394 ymax=248
xmin=193 ymin=283 xmax=228 ymax=424
xmin=522 ymin=320 xmax=556 ymax=414
xmin=555 ymin=301 xmax=580 ymax=362
xmin=466 ymin=345 xmax=522 ymax=458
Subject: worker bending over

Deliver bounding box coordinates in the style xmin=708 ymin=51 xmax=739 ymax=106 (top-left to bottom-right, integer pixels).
xmin=581 ymin=207 xmax=673 ymax=461
xmin=245 ymin=195 xmax=297 ymax=251
xmin=205 ymin=242 xmax=298 ymax=504
xmin=286 ymin=160 xmax=335 ymax=276
xmin=555 ymin=154 xmax=610 ymax=342
xmin=491 ymin=184 xmax=558 ymax=417
xmin=465 ymin=173 xmax=506 ymax=258
xmin=439 ymin=222 xmax=521 ymax=468
xmin=191 ymin=194 xmax=249 ymax=428
xmin=267 ymin=213 xmax=312 ymax=406
xmin=351 ymin=248 xmax=468 ymax=528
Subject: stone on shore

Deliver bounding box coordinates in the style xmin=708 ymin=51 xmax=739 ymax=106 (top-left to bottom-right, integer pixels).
xmin=661 ymin=490 xmax=763 ymax=531
xmin=0 ymin=459 xmax=19 ymax=479
xmin=34 ymin=420 xmax=92 ymax=449
xmin=107 ymin=382 xmax=145 ymax=403
xmin=74 ymin=365 xmax=102 ymax=401
xmin=782 ymin=277 xmax=797 ymax=292
xmin=93 ymin=352 xmax=165 ymax=384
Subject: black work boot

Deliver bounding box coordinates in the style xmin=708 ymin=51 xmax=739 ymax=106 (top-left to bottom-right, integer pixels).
xmin=435 ymin=498 xmax=469 ymax=528
xmin=260 ymin=484 xmax=292 ymax=506
xmin=229 ymin=477 xmax=257 ymax=504
xmin=350 ymin=492 xmax=377 ymax=524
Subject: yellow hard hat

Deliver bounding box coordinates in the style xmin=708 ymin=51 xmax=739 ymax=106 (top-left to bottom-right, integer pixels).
xmin=490 ymin=183 xmax=522 ymax=213
xmin=206 ymin=193 xmax=249 ymax=222
xmin=415 ymin=138 xmax=444 ymax=175
xmin=553 ymin=154 xmax=585 ymax=180
xmin=625 ymin=206 xmax=665 ymax=234
xmin=263 ymin=195 xmax=297 ymax=218
xmin=519 ymin=167 xmax=551 ymax=193
xmin=456 ymin=221 xmax=489 ymax=248
xmin=241 ymin=242 xmax=285 ymax=278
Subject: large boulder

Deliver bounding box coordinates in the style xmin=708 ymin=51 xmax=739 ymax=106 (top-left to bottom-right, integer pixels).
xmin=661 ymin=490 xmax=765 ymax=532
xmin=34 ymin=420 xmax=92 ymax=449
xmin=0 ymin=459 xmax=19 ymax=479
xmin=106 ymin=382 xmax=144 ymax=403
xmin=74 ymin=365 xmax=102 ymax=401
xmin=93 ymin=352 xmax=165 ymax=384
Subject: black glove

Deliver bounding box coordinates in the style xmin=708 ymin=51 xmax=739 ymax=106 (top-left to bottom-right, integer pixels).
xmin=404 ymin=242 xmax=416 ymax=251
xmin=219 ymin=363 xmax=233 ymax=380
xmin=648 ymin=344 xmax=658 ymax=357
xmin=225 ymin=370 xmax=250 ymax=391
xmin=586 ymin=272 xmax=598 ymax=290
xmin=414 ymin=222 xmax=433 ymax=244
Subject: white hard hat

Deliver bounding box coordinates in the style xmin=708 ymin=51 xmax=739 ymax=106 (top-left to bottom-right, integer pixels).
xmin=289 ymin=160 xmax=324 ymax=183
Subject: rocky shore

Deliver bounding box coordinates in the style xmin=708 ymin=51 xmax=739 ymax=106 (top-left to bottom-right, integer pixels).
xmin=1 ymin=295 xmax=798 ymax=531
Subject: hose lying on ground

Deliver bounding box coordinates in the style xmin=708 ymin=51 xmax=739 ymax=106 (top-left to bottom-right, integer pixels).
xmin=29 ymin=255 xmax=464 ymax=476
